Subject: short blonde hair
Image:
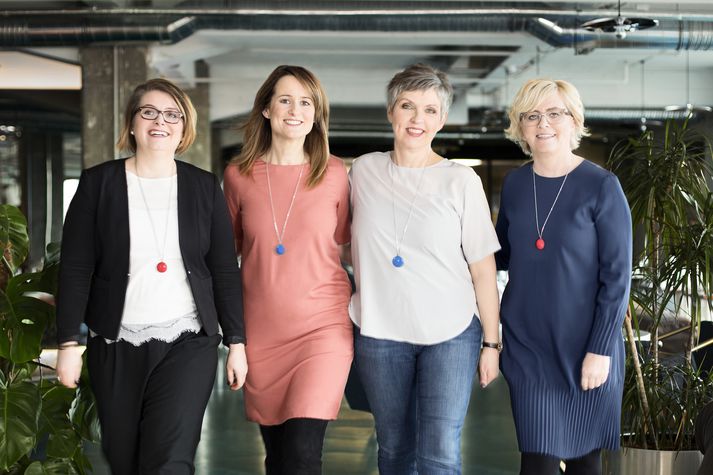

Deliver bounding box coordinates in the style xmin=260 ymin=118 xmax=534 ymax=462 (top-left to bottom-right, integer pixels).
xmin=505 ymin=78 xmax=590 ymax=155
xmin=116 ymin=78 xmax=197 ymax=156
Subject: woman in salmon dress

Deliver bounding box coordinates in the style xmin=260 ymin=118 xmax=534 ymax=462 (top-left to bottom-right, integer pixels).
xmin=223 ymin=65 xmax=352 ymax=475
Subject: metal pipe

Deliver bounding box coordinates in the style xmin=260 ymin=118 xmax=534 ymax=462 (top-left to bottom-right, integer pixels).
xmin=1 ymin=5 xmax=712 ymax=50
xmin=3 ymin=6 xmax=713 ymax=22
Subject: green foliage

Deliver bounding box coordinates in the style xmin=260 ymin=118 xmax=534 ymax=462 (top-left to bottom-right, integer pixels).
xmin=0 ymin=379 xmax=41 ymax=470
xmin=0 ymin=204 xmax=99 ymax=474
xmin=609 ymin=119 xmax=713 ymax=451
xmin=0 ymin=206 xmax=29 ymax=277
xmin=622 ymin=353 xmax=713 ymax=450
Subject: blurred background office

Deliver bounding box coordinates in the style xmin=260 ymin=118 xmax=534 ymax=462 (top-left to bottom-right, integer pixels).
xmin=2 ymin=1 xmax=713 ymax=473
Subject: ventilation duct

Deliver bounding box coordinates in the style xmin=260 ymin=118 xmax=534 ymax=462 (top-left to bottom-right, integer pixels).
xmin=1 ymin=5 xmax=713 ymax=50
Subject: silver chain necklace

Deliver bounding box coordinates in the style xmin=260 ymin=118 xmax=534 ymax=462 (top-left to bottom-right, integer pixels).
xmin=389 ymin=152 xmax=430 ymax=268
xmin=265 ymin=160 xmax=305 ymax=255
xmin=134 ymin=161 xmax=174 ymax=272
xmin=532 ymin=163 xmax=569 ymax=251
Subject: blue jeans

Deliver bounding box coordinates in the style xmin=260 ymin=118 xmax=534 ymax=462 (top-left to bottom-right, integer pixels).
xmin=355 ymin=318 xmax=482 ymax=475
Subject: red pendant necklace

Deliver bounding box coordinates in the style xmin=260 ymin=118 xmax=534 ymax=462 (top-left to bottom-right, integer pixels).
xmin=532 ymin=164 xmax=569 ymax=251
xmin=135 ymin=162 xmax=175 ymax=272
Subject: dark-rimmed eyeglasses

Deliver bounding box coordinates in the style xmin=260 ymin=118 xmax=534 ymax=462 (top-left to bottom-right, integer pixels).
xmin=135 ymin=106 xmax=184 ymax=124
xmin=520 ymin=108 xmax=571 ymax=126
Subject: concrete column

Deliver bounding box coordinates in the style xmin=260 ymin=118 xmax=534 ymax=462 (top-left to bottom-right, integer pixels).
xmin=18 ymin=128 xmax=46 ymax=268
xmin=180 ymin=60 xmax=212 ymax=172
xmin=80 ymin=46 xmax=148 ymax=169
xmin=48 ymin=132 xmax=64 ymax=245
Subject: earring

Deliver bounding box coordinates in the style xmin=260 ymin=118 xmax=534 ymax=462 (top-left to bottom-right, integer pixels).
xmin=130 ymin=130 xmax=134 ymax=135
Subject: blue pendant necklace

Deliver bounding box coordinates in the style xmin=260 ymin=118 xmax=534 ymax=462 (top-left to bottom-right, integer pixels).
xmin=265 ymin=159 xmax=305 ymax=256
xmin=389 ymin=152 xmax=429 ymax=268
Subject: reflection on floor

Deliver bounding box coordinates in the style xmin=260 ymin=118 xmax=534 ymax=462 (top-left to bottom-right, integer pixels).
xmin=86 ymin=348 xmax=520 ymax=474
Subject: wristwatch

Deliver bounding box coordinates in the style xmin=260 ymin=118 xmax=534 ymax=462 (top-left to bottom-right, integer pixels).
xmin=482 ymin=341 xmax=503 ymax=352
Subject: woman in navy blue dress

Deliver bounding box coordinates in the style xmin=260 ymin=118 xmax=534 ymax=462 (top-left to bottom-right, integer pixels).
xmin=496 ymin=79 xmax=632 ymax=475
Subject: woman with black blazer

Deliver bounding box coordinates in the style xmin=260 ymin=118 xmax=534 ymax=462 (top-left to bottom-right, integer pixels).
xmin=55 ymin=78 xmax=247 ymax=475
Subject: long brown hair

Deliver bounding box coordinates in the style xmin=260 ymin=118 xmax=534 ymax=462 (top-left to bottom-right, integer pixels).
xmin=233 ymin=65 xmax=330 ymax=188
xmin=116 ymin=78 xmax=197 ymax=156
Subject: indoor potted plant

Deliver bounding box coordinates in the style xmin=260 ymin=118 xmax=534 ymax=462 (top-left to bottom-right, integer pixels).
xmin=0 ymin=204 xmax=99 ymax=474
xmin=605 ymin=118 xmax=713 ymax=474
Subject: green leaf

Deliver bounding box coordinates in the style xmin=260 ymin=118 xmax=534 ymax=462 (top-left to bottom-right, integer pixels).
xmin=71 ymin=450 xmax=93 ymax=475
xmin=38 ymin=383 xmax=80 ymax=459
xmin=24 ymin=459 xmax=79 ymax=475
xmin=0 ymin=205 xmax=29 ymax=275
xmin=70 ymin=361 xmax=100 ymax=444
xmin=0 ymin=380 xmax=41 ymax=471
xmin=0 ymin=287 xmax=51 ymax=363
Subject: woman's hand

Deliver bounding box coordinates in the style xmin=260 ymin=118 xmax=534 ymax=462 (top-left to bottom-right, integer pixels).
xmin=581 ymin=352 xmax=610 ymax=391
xmin=226 ymin=343 xmax=248 ymax=391
xmin=55 ymin=343 xmax=83 ymax=388
xmin=479 ymin=347 xmax=500 ymax=388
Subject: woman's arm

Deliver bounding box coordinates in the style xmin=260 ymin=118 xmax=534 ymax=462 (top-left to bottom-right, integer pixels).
xmin=581 ymin=174 xmax=632 ymax=391
xmin=218 ymin=167 xmax=248 ymax=389
xmin=56 ymin=169 xmax=96 ymax=344
xmin=55 ymin=169 xmax=98 ymax=388
xmin=470 ymin=255 xmax=500 ymax=388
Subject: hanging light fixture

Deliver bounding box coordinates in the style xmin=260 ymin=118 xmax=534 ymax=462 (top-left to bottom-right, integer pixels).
xmin=664 ymin=50 xmax=712 ymax=114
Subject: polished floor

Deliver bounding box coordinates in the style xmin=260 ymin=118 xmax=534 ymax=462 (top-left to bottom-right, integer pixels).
xmin=86 ymin=347 xmax=521 ymax=474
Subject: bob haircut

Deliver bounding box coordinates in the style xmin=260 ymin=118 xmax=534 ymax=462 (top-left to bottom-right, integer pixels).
xmin=232 ymin=65 xmax=330 ymax=188
xmin=505 ymin=78 xmax=590 ymax=155
xmin=116 ymin=78 xmax=197 ymax=156
xmin=386 ymin=63 xmax=453 ymax=119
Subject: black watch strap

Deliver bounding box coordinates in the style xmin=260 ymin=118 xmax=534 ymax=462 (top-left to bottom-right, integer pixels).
xmin=482 ymin=341 xmax=503 ymax=352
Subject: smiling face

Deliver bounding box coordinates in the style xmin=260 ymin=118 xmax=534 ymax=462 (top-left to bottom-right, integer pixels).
xmin=262 ymin=75 xmax=315 ymax=143
xmin=520 ymin=92 xmax=576 ymax=157
xmin=387 ymin=88 xmax=447 ymax=150
xmin=131 ymin=90 xmax=184 ymax=155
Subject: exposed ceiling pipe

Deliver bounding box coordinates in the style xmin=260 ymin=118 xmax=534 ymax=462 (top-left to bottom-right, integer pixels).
xmin=0 ymin=17 xmax=197 ymax=46
xmin=1 ymin=6 xmax=713 ymax=50
xmin=531 ymin=18 xmax=713 ymax=51
xmin=3 ymin=5 xmax=713 ymax=22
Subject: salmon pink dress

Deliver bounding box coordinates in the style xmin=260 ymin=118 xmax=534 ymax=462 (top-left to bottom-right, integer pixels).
xmin=223 ymin=156 xmax=353 ymax=425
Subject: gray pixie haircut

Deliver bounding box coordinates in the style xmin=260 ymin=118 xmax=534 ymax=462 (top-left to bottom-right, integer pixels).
xmin=386 ymin=63 xmax=453 ymax=118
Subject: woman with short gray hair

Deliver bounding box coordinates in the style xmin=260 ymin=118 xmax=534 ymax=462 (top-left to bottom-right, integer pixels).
xmin=349 ymin=63 xmax=501 ymax=474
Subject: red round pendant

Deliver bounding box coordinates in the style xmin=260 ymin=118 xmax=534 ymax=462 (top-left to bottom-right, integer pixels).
xmin=535 ymin=238 xmax=545 ymax=250
xmin=156 ymin=261 xmax=168 ymax=273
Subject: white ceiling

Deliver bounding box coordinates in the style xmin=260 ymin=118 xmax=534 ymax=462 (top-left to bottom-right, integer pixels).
xmin=3 ymin=1 xmax=713 ymax=124
xmin=146 ymin=29 xmax=713 ymax=122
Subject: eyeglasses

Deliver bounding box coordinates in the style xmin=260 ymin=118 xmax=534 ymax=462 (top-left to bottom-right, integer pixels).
xmin=520 ymin=108 xmax=571 ymax=126
xmin=135 ymin=106 xmax=184 ymax=124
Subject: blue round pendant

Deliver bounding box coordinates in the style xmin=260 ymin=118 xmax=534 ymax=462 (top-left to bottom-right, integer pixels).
xmin=392 ymin=255 xmax=404 ymax=268
xmin=275 ymin=244 xmax=285 ymax=255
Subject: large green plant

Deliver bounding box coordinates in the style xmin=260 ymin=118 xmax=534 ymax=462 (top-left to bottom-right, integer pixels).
xmin=0 ymin=204 xmax=99 ymax=474
xmin=609 ymin=119 xmax=713 ymax=451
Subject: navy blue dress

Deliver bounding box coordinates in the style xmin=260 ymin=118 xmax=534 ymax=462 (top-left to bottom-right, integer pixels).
xmin=495 ymin=160 xmax=632 ymax=459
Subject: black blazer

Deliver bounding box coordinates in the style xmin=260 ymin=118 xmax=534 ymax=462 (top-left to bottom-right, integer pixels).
xmin=56 ymin=158 xmax=245 ymax=346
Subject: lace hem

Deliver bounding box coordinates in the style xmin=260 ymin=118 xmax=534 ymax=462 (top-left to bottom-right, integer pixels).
xmin=97 ymin=314 xmax=202 ymax=346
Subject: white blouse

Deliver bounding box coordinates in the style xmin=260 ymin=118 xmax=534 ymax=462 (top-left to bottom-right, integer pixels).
xmin=121 ymin=171 xmax=197 ymax=328
xmin=349 ymin=151 xmax=500 ymax=345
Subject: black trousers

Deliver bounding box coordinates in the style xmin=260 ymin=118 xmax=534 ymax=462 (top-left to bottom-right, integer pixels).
xmin=520 ymin=450 xmax=602 ymax=475
xmin=259 ymin=418 xmax=329 ymax=475
xmin=87 ymin=330 xmax=220 ymax=475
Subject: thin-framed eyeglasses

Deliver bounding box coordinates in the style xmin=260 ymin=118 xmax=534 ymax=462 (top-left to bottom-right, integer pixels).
xmin=135 ymin=106 xmax=184 ymax=124
xmin=520 ymin=108 xmax=571 ymax=126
